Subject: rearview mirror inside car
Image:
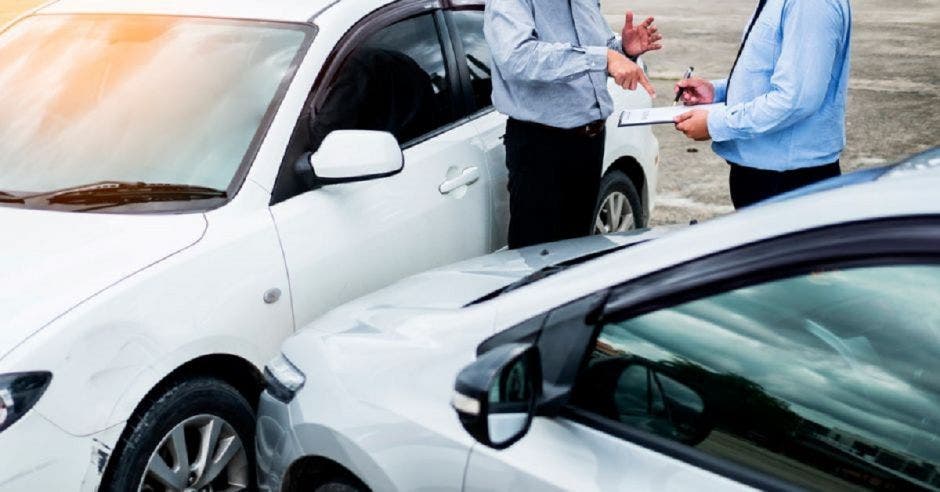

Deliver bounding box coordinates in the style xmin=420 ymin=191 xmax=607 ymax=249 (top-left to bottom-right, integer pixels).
xmin=452 ymin=343 xmax=541 ymax=450
xmin=305 ymin=130 xmax=404 ymax=185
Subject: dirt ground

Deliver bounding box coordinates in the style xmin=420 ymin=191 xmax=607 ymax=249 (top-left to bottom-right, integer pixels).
xmin=604 ymin=0 xmax=940 ymax=224
xmin=2 ymin=1 xmax=938 ymax=225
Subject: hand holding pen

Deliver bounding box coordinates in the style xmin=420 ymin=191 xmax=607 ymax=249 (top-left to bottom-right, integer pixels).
xmin=674 ymin=69 xmax=718 ymax=106
xmin=674 ymin=67 xmax=694 ymax=106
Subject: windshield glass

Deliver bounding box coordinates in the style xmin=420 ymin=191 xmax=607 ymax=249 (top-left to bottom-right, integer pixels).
xmin=0 ymin=15 xmax=307 ymax=198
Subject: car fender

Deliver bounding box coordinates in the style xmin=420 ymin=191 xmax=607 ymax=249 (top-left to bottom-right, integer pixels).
xmin=1 ymin=184 xmax=293 ymax=437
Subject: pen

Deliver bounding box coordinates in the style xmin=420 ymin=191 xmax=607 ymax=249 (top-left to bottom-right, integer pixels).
xmin=674 ymin=66 xmax=695 ymax=106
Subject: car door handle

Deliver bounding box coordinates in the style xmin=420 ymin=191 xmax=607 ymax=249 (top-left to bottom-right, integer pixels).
xmin=439 ymin=167 xmax=480 ymax=194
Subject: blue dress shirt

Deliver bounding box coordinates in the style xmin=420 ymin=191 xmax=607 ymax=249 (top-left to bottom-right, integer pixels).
xmin=484 ymin=0 xmax=625 ymax=129
xmin=708 ymin=0 xmax=853 ymax=171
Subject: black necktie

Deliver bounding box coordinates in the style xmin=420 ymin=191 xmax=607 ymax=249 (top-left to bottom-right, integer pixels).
xmin=726 ymin=0 xmax=769 ymax=96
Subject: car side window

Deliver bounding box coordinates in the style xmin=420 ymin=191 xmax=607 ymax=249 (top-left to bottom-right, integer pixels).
xmin=450 ymin=10 xmax=492 ymax=112
xmin=310 ymin=14 xmax=457 ymax=151
xmin=570 ymin=264 xmax=940 ymax=491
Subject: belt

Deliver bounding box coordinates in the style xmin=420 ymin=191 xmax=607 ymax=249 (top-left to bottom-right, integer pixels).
xmin=510 ymin=118 xmax=606 ymax=138
xmin=572 ymin=119 xmax=607 ymax=138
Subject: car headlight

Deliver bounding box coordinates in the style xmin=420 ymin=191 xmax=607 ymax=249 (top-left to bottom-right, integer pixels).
xmin=0 ymin=372 xmax=52 ymax=433
xmin=264 ymin=355 xmax=305 ymax=403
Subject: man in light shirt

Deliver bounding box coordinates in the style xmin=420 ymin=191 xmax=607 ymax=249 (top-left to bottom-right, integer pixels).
xmin=485 ymin=1 xmax=660 ymax=249
xmin=674 ymin=0 xmax=853 ymax=208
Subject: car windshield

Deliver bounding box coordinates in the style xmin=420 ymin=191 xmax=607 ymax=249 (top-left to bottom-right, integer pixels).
xmin=0 ymin=15 xmax=308 ymax=206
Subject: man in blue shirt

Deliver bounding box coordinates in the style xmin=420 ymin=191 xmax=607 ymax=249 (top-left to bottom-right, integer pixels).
xmin=485 ymin=1 xmax=660 ymax=248
xmin=674 ymin=0 xmax=853 ymax=208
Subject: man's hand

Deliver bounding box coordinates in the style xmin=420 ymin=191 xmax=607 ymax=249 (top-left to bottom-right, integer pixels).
xmin=622 ymin=11 xmax=662 ymax=57
xmin=674 ymin=110 xmax=711 ymax=141
xmin=608 ymin=50 xmax=656 ymax=97
xmin=675 ymin=77 xmax=715 ymax=105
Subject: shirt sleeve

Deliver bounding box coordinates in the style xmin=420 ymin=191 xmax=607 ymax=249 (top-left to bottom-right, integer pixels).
xmin=707 ymin=0 xmax=846 ymax=142
xmin=484 ymin=0 xmax=608 ymax=82
xmin=607 ymin=34 xmax=625 ymax=54
xmin=711 ymin=78 xmax=728 ymax=103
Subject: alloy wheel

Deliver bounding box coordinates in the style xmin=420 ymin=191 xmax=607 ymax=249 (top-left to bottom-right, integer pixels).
xmin=594 ymin=191 xmax=636 ymax=234
xmin=139 ymin=414 xmax=249 ymax=492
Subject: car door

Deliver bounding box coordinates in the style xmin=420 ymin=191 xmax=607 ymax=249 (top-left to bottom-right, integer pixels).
xmin=464 ymin=218 xmax=940 ymax=491
xmin=446 ymin=6 xmax=510 ymax=249
xmin=269 ymin=6 xmax=493 ymax=328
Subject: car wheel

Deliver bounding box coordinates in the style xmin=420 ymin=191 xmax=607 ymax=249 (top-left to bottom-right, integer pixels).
xmin=313 ymin=478 xmax=368 ymax=492
xmin=102 ymin=377 xmax=255 ymax=492
xmin=594 ymin=171 xmax=644 ymax=234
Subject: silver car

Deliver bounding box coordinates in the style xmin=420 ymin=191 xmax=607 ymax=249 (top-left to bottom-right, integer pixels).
xmin=258 ymin=150 xmax=940 ymax=492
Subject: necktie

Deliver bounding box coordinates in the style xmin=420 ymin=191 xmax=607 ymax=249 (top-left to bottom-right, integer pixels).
xmin=726 ymin=0 xmax=769 ymax=97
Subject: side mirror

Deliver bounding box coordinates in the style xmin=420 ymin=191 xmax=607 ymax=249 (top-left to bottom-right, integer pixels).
xmin=452 ymin=343 xmax=541 ymax=450
xmin=307 ymin=130 xmax=404 ymax=184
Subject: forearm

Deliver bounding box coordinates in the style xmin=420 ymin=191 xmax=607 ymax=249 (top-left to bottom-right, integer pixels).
xmin=495 ymin=40 xmax=608 ymax=82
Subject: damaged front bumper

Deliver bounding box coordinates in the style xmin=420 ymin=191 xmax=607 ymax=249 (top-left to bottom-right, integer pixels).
xmin=0 ymin=410 xmax=122 ymax=491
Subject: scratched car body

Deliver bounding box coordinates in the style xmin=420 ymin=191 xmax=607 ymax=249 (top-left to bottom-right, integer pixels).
xmin=0 ymin=0 xmax=659 ymax=489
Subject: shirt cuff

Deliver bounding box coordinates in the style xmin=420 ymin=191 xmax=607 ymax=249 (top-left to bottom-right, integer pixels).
xmin=608 ymin=35 xmax=625 ymax=54
xmin=707 ymin=104 xmax=735 ymax=143
xmin=712 ymin=78 xmax=728 ymax=103
xmin=583 ymin=46 xmax=609 ymax=72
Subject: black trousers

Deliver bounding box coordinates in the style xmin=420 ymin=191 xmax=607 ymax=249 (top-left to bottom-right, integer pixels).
xmin=505 ymin=118 xmax=605 ymax=249
xmin=729 ymin=161 xmax=842 ymax=209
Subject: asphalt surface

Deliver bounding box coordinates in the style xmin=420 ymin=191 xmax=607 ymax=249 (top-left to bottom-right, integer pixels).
xmin=3 ymin=1 xmax=938 ymax=225
xmin=604 ymin=0 xmax=940 ymax=224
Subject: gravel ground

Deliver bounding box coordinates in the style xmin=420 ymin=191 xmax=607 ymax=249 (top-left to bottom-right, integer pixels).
xmin=604 ymin=0 xmax=940 ymax=225
xmin=3 ymin=1 xmax=938 ymax=225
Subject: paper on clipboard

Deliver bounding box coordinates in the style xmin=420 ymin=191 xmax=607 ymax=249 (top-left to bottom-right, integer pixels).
xmin=618 ymin=103 xmax=722 ymax=127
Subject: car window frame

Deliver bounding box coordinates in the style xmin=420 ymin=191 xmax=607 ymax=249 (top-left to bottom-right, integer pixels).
xmin=442 ymin=3 xmax=496 ymax=121
xmin=270 ymin=0 xmax=470 ymax=205
xmin=561 ymin=216 xmax=940 ymax=492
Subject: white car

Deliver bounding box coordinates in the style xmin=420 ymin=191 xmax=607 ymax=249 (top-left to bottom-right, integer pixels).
xmin=0 ymin=0 xmax=657 ymax=490
xmin=258 ymin=151 xmax=940 ymax=492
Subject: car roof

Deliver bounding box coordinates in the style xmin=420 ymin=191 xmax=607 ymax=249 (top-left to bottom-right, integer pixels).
xmin=764 ymin=147 xmax=940 ymax=204
xmin=36 ymin=0 xmax=343 ymax=23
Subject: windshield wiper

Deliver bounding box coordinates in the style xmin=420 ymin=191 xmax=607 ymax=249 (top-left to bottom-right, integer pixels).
xmin=469 ymin=241 xmax=648 ymax=306
xmin=33 ymin=181 xmax=227 ymax=208
xmin=0 ymin=191 xmax=25 ymax=204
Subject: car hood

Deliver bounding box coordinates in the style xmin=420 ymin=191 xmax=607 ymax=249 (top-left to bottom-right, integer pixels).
xmin=298 ymin=228 xmax=674 ymax=338
xmin=280 ymin=229 xmax=674 ymax=452
xmin=0 ymin=207 xmax=207 ymax=360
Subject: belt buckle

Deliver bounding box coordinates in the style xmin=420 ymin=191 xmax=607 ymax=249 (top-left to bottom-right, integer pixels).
xmin=585 ymin=122 xmax=601 ymax=138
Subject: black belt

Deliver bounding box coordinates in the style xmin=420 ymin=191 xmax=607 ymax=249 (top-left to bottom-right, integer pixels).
xmin=510 ymin=118 xmax=606 ymax=138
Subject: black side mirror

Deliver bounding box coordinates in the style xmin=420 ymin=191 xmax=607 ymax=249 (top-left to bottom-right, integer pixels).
xmin=452 ymin=343 xmax=541 ymax=450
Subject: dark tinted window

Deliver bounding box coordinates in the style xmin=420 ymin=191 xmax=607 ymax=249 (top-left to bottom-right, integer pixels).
xmin=310 ymin=14 xmax=457 ymax=151
xmin=451 ymin=10 xmax=492 ymax=112
xmin=573 ymin=265 xmax=940 ymax=491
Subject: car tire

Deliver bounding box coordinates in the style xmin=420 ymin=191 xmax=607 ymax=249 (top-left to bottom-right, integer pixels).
xmin=313 ymin=477 xmax=368 ymax=492
xmin=102 ymin=377 xmax=256 ymax=492
xmin=594 ymin=170 xmax=645 ymax=234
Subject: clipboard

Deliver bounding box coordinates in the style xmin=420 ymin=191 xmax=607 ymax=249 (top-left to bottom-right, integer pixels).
xmin=618 ymin=103 xmax=722 ymax=127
